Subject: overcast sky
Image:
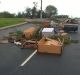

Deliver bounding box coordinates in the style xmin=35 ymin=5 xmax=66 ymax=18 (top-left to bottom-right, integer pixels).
xmin=0 ymin=0 xmax=80 ymax=17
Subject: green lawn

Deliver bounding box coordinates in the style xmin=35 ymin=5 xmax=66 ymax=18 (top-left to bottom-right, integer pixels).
xmin=0 ymin=18 xmax=26 ymax=28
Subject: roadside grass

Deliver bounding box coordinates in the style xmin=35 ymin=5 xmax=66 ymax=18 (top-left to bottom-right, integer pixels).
xmin=0 ymin=18 xmax=26 ymax=28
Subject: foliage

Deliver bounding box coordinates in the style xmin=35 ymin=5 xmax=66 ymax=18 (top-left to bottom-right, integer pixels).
xmin=50 ymin=35 xmax=79 ymax=45
xmin=36 ymin=10 xmax=47 ymax=18
xmin=15 ymin=30 xmax=23 ymax=41
xmin=26 ymin=8 xmax=32 ymax=18
xmin=53 ymin=15 xmax=69 ymax=18
xmin=71 ymin=40 xmax=79 ymax=43
xmin=16 ymin=12 xmax=23 ymax=18
xmin=0 ymin=5 xmax=58 ymax=18
xmin=31 ymin=6 xmax=37 ymax=18
xmin=0 ymin=11 xmax=15 ymax=18
xmin=45 ymin=5 xmax=58 ymax=18
xmin=25 ymin=5 xmax=58 ymax=18
xmin=8 ymin=30 xmax=23 ymax=42
xmin=33 ymin=27 xmax=42 ymax=40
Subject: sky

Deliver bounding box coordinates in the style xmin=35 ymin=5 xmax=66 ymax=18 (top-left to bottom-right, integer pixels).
xmin=0 ymin=0 xmax=80 ymax=17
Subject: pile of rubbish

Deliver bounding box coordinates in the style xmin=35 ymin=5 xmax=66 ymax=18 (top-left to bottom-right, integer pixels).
xmin=66 ymin=19 xmax=78 ymax=24
xmin=0 ymin=36 xmax=8 ymax=44
xmin=0 ymin=20 xmax=79 ymax=55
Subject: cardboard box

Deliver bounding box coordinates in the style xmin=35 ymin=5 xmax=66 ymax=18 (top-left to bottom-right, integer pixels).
xmin=23 ymin=27 xmax=36 ymax=39
xmin=38 ymin=37 xmax=63 ymax=54
xmin=42 ymin=28 xmax=54 ymax=37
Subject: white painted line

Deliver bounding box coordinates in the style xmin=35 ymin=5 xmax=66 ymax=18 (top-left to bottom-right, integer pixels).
xmin=20 ymin=50 xmax=37 ymax=67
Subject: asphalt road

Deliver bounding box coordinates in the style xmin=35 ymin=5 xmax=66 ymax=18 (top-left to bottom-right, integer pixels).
xmin=0 ymin=23 xmax=38 ymax=37
xmin=0 ymin=23 xmax=80 ymax=75
xmin=13 ymin=25 xmax=80 ymax=75
xmin=0 ymin=44 xmax=35 ymax=75
xmin=0 ymin=23 xmax=37 ymax=75
xmin=13 ymin=44 xmax=80 ymax=75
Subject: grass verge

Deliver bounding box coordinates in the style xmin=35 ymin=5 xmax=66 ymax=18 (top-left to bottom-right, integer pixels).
xmin=0 ymin=18 xmax=26 ymax=28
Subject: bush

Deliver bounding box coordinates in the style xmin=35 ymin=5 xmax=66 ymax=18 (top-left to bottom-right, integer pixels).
xmin=50 ymin=35 xmax=75 ymax=45
xmin=15 ymin=30 xmax=23 ymax=41
xmin=71 ymin=40 xmax=79 ymax=43
xmin=33 ymin=27 xmax=42 ymax=40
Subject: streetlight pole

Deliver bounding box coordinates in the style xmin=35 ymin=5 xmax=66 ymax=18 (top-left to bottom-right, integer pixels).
xmin=40 ymin=0 xmax=42 ymax=19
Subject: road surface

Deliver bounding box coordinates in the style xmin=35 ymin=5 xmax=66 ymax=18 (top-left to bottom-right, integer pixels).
xmin=0 ymin=23 xmax=38 ymax=37
xmin=0 ymin=23 xmax=38 ymax=75
xmin=0 ymin=23 xmax=80 ymax=75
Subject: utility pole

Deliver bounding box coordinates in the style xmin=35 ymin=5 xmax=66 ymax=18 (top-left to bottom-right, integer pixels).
xmin=40 ymin=0 xmax=42 ymax=19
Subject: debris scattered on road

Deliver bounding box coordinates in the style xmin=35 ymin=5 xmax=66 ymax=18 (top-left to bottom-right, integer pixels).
xmin=14 ymin=40 xmax=21 ymax=45
xmin=0 ymin=37 xmax=8 ymax=44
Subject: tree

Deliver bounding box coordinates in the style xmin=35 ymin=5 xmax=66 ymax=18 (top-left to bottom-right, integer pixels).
xmin=0 ymin=11 xmax=15 ymax=18
xmin=42 ymin=11 xmax=47 ymax=18
xmin=54 ymin=15 xmax=69 ymax=18
xmin=36 ymin=10 xmax=41 ymax=18
xmin=17 ymin=12 xmax=23 ymax=18
xmin=31 ymin=2 xmax=38 ymax=18
xmin=26 ymin=7 xmax=32 ymax=18
xmin=45 ymin=5 xmax=58 ymax=18
xmin=36 ymin=10 xmax=47 ymax=18
xmin=21 ymin=12 xmax=26 ymax=18
xmin=32 ymin=6 xmax=37 ymax=18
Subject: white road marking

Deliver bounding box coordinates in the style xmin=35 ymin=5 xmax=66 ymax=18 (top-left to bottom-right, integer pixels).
xmin=20 ymin=50 xmax=37 ymax=67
